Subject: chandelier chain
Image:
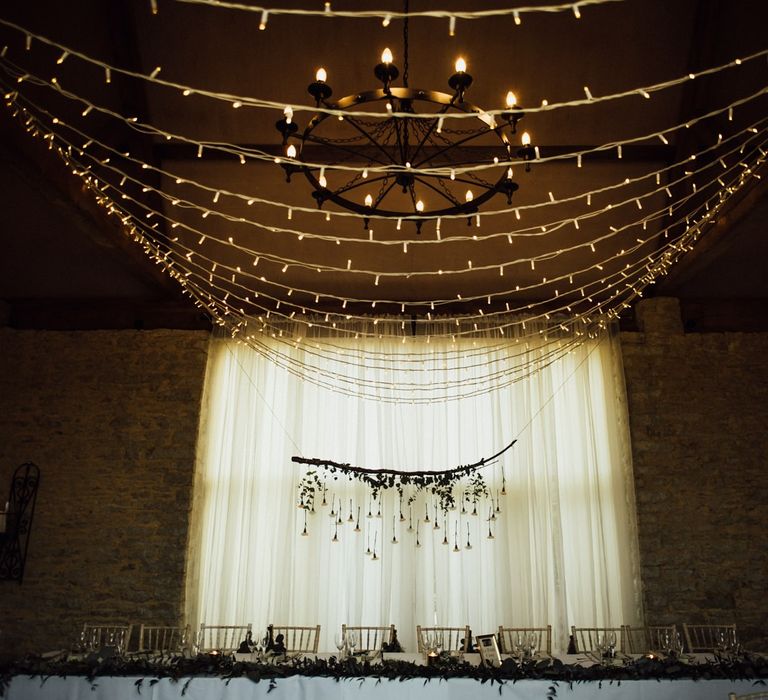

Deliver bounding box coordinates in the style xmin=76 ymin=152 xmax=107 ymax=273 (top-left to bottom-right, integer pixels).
xmin=403 ymin=0 xmax=410 ymax=88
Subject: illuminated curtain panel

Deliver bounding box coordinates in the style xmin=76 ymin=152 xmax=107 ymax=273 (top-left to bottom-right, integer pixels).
xmin=187 ymin=325 xmax=642 ymax=653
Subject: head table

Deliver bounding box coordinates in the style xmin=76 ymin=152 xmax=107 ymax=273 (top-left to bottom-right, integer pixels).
xmin=3 ymin=652 xmax=766 ymax=700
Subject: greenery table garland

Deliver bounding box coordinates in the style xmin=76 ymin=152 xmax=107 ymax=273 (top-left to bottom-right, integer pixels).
xmin=2 ymin=651 xmax=767 ymax=698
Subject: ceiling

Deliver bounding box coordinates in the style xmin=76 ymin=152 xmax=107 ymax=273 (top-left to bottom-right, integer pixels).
xmin=0 ymin=0 xmax=766 ymax=333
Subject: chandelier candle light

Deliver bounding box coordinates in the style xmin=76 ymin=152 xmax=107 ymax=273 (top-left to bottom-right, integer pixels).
xmin=275 ymin=3 xmax=536 ymax=233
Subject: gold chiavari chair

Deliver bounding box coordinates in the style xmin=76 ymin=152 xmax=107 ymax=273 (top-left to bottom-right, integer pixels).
xmin=268 ymin=624 xmax=321 ymax=653
xmin=682 ymin=623 xmax=737 ymax=652
xmin=341 ymin=624 xmax=395 ymax=653
xmin=497 ymin=626 xmax=552 ymax=656
xmin=196 ymin=623 xmax=251 ymax=654
xmin=571 ymin=626 xmax=625 ymax=655
xmin=623 ymin=624 xmax=678 ymax=654
xmin=138 ymin=624 xmax=189 ymax=654
xmin=416 ymin=625 xmax=471 ymax=653
xmin=80 ymin=622 xmax=133 ymax=655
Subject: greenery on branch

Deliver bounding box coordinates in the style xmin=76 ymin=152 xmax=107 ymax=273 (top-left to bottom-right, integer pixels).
xmin=294 ymin=440 xmax=515 ymax=512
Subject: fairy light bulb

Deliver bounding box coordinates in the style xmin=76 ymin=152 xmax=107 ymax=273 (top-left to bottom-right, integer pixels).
xmin=416 ymin=200 xmax=424 ymax=212
xmin=319 ymin=174 xmax=327 ymax=188
xmin=286 ymin=144 xmax=297 ymax=158
xmin=505 ymin=91 xmax=517 ymax=109
xmin=364 ymin=194 xmax=373 ymax=207
xmin=316 ymin=67 xmax=327 ymax=82
xmin=465 ymin=189 xmax=474 ymax=202
xmin=283 ymin=105 xmax=293 ymax=124
xmin=381 ymin=48 xmax=393 ymax=64
xmin=521 ymin=131 xmax=531 ymax=146
xmin=455 ymin=57 xmax=467 ymax=73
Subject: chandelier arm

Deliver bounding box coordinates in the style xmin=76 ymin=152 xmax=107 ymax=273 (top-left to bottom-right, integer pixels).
xmin=302 ymin=135 xmax=392 ymax=168
xmin=327 ymin=174 xmax=391 ymax=198
xmin=392 ymin=113 xmax=409 ymax=167
xmin=374 ymin=179 xmax=399 ymax=209
xmin=411 ymin=175 xmax=462 ymax=207
xmin=329 ymin=114 xmax=402 ymax=166
xmin=412 ymin=127 xmax=510 ymax=170
xmin=406 ymin=181 xmax=419 ymax=211
xmin=403 ymin=103 xmax=454 ymax=167
xmin=432 ymin=172 xmax=495 ymax=188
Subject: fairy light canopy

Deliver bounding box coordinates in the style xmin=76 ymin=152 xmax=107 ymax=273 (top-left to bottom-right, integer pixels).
xmin=0 ymin=0 xmax=766 ymax=385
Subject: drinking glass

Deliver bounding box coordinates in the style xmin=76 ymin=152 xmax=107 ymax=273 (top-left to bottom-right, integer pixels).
xmin=528 ymin=632 xmax=538 ymax=657
xmin=334 ymin=631 xmax=346 ymax=658
xmin=514 ymin=631 xmax=524 ymax=657
xmin=607 ymin=631 xmax=617 ymax=657
xmin=347 ymin=630 xmax=358 ymax=654
xmin=596 ymin=634 xmax=607 ymax=658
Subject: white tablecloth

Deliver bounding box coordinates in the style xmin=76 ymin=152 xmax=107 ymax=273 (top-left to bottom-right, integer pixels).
xmin=6 ymin=673 xmax=764 ymax=700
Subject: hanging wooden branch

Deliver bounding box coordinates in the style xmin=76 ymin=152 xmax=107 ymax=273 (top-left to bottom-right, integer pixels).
xmin=293 ymin=440 xmax=516 ymax=511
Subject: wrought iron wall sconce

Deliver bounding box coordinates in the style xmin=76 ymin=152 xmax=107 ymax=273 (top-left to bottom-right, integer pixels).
xmin=0 ymin=462 xmax=40 ymax=583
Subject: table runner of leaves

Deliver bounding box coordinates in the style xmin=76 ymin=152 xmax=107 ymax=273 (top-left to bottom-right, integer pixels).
xmin=2 ymin=652 xmax=767 ymax=698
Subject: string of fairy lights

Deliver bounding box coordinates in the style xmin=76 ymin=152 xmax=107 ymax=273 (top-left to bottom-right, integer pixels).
xmin=173 ymin=0 xmax=625 ymax=23
xmin=4 ymin=51 xmax=765 ymax=246
xmin=7 ymin=77 xmax=762 ymax=317
xmin=0 ymin=5 xmax=766 ymax=402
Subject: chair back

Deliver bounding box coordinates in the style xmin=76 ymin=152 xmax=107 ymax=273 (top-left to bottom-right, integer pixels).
xmin=497 ymin=626 xmax=552 ymax=655
xmin=682 ymin=623 xmax=737 ymax=652
xmin=623 ymin=624 xmax=678 ymax=654
xmin=139 ymin=624 xmax=189 ymax=654
xmin=571 ymin=626 xmax=624 ymax=654
xmin=197 ymin=623 xmax=251 ymax=654
xmin=416 ymin=625 xmax=470 ymax=653
xmin=81 ymin=623 xmax=133 ymax=655
xmin=269 ymin=624 xmax=321 ymax=653
xmin=342 ymin=624 xmax=395 ymax=652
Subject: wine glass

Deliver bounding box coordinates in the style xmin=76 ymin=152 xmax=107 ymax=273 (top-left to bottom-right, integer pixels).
xmin=607 ymin=631 xmax=617 ymax=658
xmin=528 ymin=632 xmax=538 ymax=657
xmin=514 ymin=631 xmax=524 ymax=658
xmin=596 ymin=633 xmax=607 ymax=659
xmin=347 ymin=630 xmax=358 ymax=655
xmin=434 ymin=631 xmax=444 ymax=654
xmin=90 ymin=628 xmax=100 ymax=652
xmin=334 ymin=631 xmax=346 ymax=658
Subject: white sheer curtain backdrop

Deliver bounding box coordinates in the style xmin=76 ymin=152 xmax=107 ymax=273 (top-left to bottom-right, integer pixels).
xmin=186 ymin=324 xmax=642 ymax=653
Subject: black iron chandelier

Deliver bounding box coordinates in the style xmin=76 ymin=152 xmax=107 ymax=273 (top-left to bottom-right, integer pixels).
xmin=275 ymin=4 xmax=536 ymax=234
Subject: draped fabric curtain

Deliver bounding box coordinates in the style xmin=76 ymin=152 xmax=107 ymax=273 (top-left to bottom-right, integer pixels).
xmin=186 ymin=324 xmax=642 ymax=653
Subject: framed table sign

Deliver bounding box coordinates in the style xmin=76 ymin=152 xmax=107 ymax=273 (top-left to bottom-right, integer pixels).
xmin=475 ymin=634 xmax=501 ymax=667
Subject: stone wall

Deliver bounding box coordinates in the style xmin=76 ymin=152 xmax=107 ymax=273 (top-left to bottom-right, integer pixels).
xmin=0 ymin=328 xmax=209 ymax=656
xmin=621 ymin=298 xmax=768 ymax=650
